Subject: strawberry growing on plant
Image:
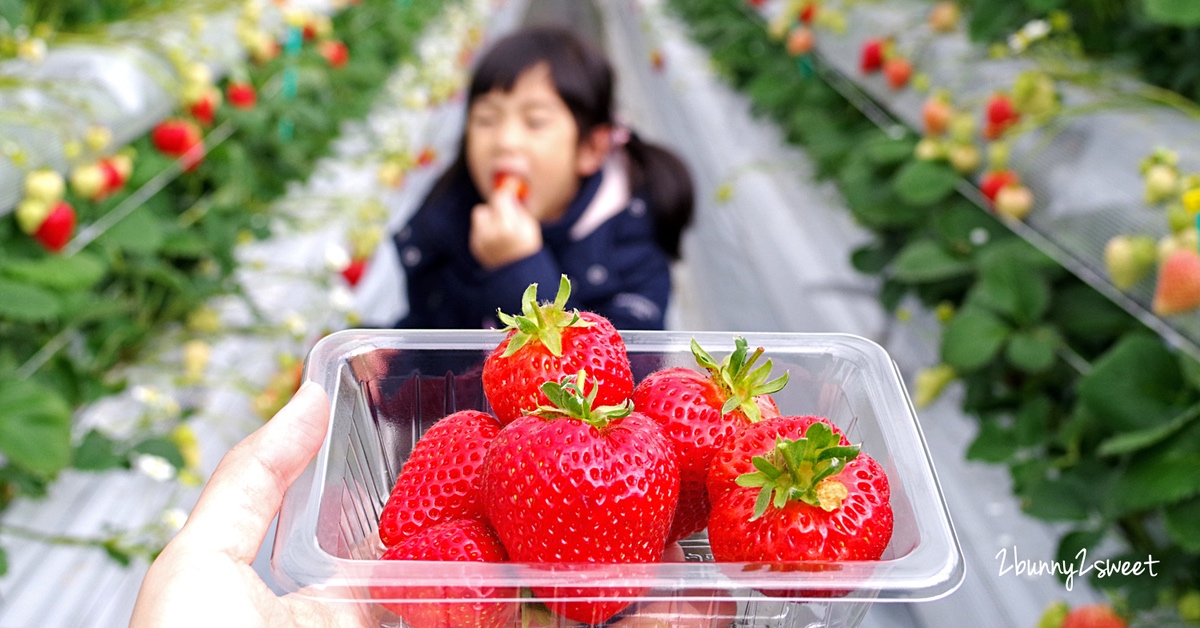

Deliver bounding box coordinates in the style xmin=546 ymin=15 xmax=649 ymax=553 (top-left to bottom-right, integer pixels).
xmin=481 ymin=276 xmax=633 ymax=424
xmin=927 ymin=1 xmax=959 ymax=32
xmin=378 ymin=410 xmax=503 ymax=547
xmin=1058 ymin=604 xmax=1127 ymax=628
xmin=71 ymin=163 xmax=108 ymax=201
xmin=319 ymin=39 xmax=349 ymax=68
xmin=416 ymin=146 xmax=437 ymax=168
xmin=799 ymin=2 xmax=818 ymax=24
xmin=1152 ymin=248 xmax=1200 ymax=316
xmin=482 ymin=372 xmax=679 ymax=625
xmin=786 ymin=26 xmax=815 ymax=57
xmin=979 ymin=169 xmax=1020 ymax=202
xmin=983 ymin=93 xmax=1020 ymax=140
xmin=860 ymin=38 xmax=884 ymax=73
xmin=32 ymin=201 xmax=77 ymax=253
xmin=921 ymin=93 xmax=952 ymax=136
xmin=706 ymin=418 xmax=892 ymax=571
xmin=187 ymin=86 xmax=221 ymax=126
xmin=883 ymin=56 xmax=912 ymax=90
xmin=994 ymin=183 xmax=1034 ymax=220
xmin=226 ymin=82 xmax=257 ymax=109
xmin=1104 ymin=235 xmax=1157 ymax=290
xmin=372 ymin=518 xmax=516 ymax=628
xmin=340 ymin=258 xmax=368 ymax=287
xmin=24 ymin=169 xmax=65 ymax=203
xmin=632 ymin=336 xmax=787 ymax=542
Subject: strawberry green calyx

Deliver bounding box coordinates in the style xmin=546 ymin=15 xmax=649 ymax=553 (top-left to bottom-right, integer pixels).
xmin=536 ymin=371 xmax=633 ymax=430
xmin=735 ymin=422 xmax=861 ymax=519
xmin=498 ymin=275 xmax=593 ymax=358
xmin=691 ymin=336 xmax=789 ymax=423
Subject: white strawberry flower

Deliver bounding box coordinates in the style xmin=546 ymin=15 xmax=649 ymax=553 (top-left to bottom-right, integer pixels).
xmin=324 ymin=243 xmax=351 ymax=271
xmin=162 ymin=508 xmax=189 ymax=531
xmin=135 ymin=454 xmax=177 ymax=482
xmin=1022 ymin=19 xmax=1051 ymax=41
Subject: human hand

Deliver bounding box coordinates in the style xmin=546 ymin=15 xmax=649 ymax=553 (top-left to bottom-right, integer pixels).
xmin=130 ymin=382 xmax=372 ymax=628
xmin=469 ymin=177 xmax=542 ymax=270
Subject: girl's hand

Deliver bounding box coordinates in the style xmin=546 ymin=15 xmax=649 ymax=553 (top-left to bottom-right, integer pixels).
xmin=470 ymin=179 xmax=542 ymax=269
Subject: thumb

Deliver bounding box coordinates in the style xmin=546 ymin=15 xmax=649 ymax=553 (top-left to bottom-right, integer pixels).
xmin=177 ymin=381 xmax=330 ymax=563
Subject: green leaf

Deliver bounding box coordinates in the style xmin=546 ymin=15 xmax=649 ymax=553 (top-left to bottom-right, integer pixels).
xmin=160 ymin=230 xmax=209 ymax=259
xmin=0 ymin=380 xmax=73 ymax=477
xmin=1014 ymin=396 xmax=1053 ymax=447
xmin=1054 ymin=528 xmax=1105 ymax=579
xmin=0 ymin=545 xmax=6 ymax=576
xmin=0 ymin=278 xmax=62 ymax=322
xmin=850 ymin=242 xmax=896 ymax=275
xmin=864 ymin=135 xmax=917 ymax=166
xmin=971 ymin=252 xmax=1050 ymax=325
xmin=1021 ymin=470 xmax=1094 ymax=522
xmin=941 ymin=308 xmax=1011 ymax=372
xmin=1143 ymin=0 xmax=1200 ymax=26
xmin=1026 ymin=0 xmax=1065 ymax=11
xmin=1113 ymin=453 xmax=1200 ymax=511
xmin=0 ymin=252 xmax=107 ymax=292
xmin=892 ymin=160 xmax=961 ymax=207
xmin=966 ymin=419 xmax=1017 ymax=463
xmin=1097 ymin=404 xmax=1200 ymax=457
xmin=99 ymin=207 xmax=165 ymax=255
xmin=1005 ymin=327 xmax=1059 ymax=374
xmin=891 ymin=240 xmax=974 ymax=283
xmin=1164 ymin=496 xmax=1200 ymax=552
xmin=73 ymin=429 xmax=127 ymax=471
xmin=131 ymin=438 xmax=186 ymax=470
xmin=1079 ymin=334 xmax=1186 ymax=433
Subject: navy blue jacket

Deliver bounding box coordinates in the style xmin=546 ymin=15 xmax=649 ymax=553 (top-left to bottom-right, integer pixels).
xmin=393 ymin=163 xmax=672 ymax=330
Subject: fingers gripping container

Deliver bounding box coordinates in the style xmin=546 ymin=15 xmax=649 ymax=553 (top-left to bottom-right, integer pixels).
xmin=274 ymin=330 xmax=964 ymax=628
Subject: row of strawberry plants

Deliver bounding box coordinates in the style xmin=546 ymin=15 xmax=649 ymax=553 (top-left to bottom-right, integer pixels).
xmin=0 ymin=0 xmax=442 ymax=532
xmin=673 ymin=0 xmax=1199 ymax=623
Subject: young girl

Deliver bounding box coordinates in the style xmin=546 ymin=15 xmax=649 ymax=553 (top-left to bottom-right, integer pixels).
xmin=393 ymin=26 xmax=693 ymax=330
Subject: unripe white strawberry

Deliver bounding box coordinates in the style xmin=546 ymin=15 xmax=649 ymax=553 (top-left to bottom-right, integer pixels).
xmin=948 ymin=143 xmax=981 ymax=174
xmin=15 ymin=198 xmax=51 ymax=234
xmin=185 ymin=62 xmax=213 ymax=88
xmin=914 ymin=138 xmax=945 ymax=162
xmin=70 ymin=163 xmax=108 ymax=200
xmin=110 ymin=152 xmax=134 ymax=182
xmin=994 ymin=184 xmax=1034 ymax=220
xmin=85 ymin=126 xmax=113 ymax=152
xmin=24 ymin=169 xmax=65 ymax=203
xmin=377 ymin=160 xmax=406 ymax=188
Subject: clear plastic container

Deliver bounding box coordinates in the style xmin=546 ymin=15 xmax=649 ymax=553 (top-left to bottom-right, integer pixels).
xmin=273 ymin=330 xmax=964 ymax=627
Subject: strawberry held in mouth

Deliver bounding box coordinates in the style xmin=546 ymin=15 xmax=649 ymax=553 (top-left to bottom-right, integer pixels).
xmin=492 ymin=171 xmax=529 ymax=204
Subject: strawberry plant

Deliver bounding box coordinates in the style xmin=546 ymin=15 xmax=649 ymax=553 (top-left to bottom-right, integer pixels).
xmin=672 ymin=0 xmax=1200 ymax=621
xmin=0 ymin=0 xmax=444 ymax=569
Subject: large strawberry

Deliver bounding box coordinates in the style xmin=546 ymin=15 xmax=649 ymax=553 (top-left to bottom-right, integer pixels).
xmin=632 ymin=336 xmax=787 ymax=542
xmin=378 ymin=410 xmax=502 ymax=547
xmin=707 ymin=417 xmax=892 ymax=596
xmin=371 ymin=518 xmax=516 ymax=628
xmin=1060 ymin=604 xmax=1127 ymax=628
xmin=482 ymin=373 xmax=679 ymax=625
xmin=482 ymin=276 xmax=633 ymax=424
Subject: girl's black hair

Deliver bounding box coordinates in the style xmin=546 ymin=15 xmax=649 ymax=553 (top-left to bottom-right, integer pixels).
xmin=431 ymin=26 xmax=693 ymax=259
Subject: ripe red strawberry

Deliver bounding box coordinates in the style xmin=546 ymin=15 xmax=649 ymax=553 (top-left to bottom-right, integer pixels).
xmin=1061 ymin=604 xmax=1127 ymax=628
xmin=492 ymin=172 xmax=529 ymax=203
xmin=319 ymin=39 xmax=349 ymax=68
xmin=984 ymin=93 xmax=1019 ymax=139
xmin=799 ymin=2 xmax=818 ymax=24
xmin=786 ymin=26 xmax=815 ymax=57
xmin=188 ymin=88 xmax=220 ymax=126
xmin=340 ymin=257 xmax=367 ymax=287
xmin=417 ymin=146 xmax=437 ymax=167
xmin=152 ymin=119 xmax=202 ymax=156
xmin=227 ymin=82 xmax=257 ymax=109
xmin=371 ymin=518 xmax=517 ymax=628
xmin=860 ymin=38 xmax=884 ymax=73
xmin=482 ymin=276 xmax=633 ymax=424
xmin=1153 ymin=248 xmax=1200 ymax=316
xmin=979 ymin=169 xmax=1019 ymax=202
xmin=707 ymin=418 xmax=892 ymax=585
xmin=34 ymin=201 xmax=77 ymax=253
xmin=884 ymin=57 xmax=913 ymax=90
xmin=482 ymin=373 xmax=679 ymax=625
xmin=633 ymin=336 xmax=788 ymax=542
xmin=378 ymin=410 xmax=503 ymax=547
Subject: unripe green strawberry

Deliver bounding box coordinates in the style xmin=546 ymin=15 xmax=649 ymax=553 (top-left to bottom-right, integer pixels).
xmin=1145 ymin=164 xmax=1179 ymax=205
xmin=85 ymin=125 xmax=112 ymax=152
xmin=1104 ymin=235 xmax=1157 ymax=290
xmin=1179 ymin=590 xmax=1200 ymax=622
xmin=914 ymin=138 xmax=945 ymax=161
xmin=1036 ymin=600 xmax=1069 ymax=628
xmin=914 ymin=364 xmax=956 ymax=407
xmin=24 ymin=169 xmax=65 ymax=203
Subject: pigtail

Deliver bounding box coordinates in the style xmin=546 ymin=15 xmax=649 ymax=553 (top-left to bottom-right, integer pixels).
xmin=624 ymin=131 xmax=694 ymax=260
